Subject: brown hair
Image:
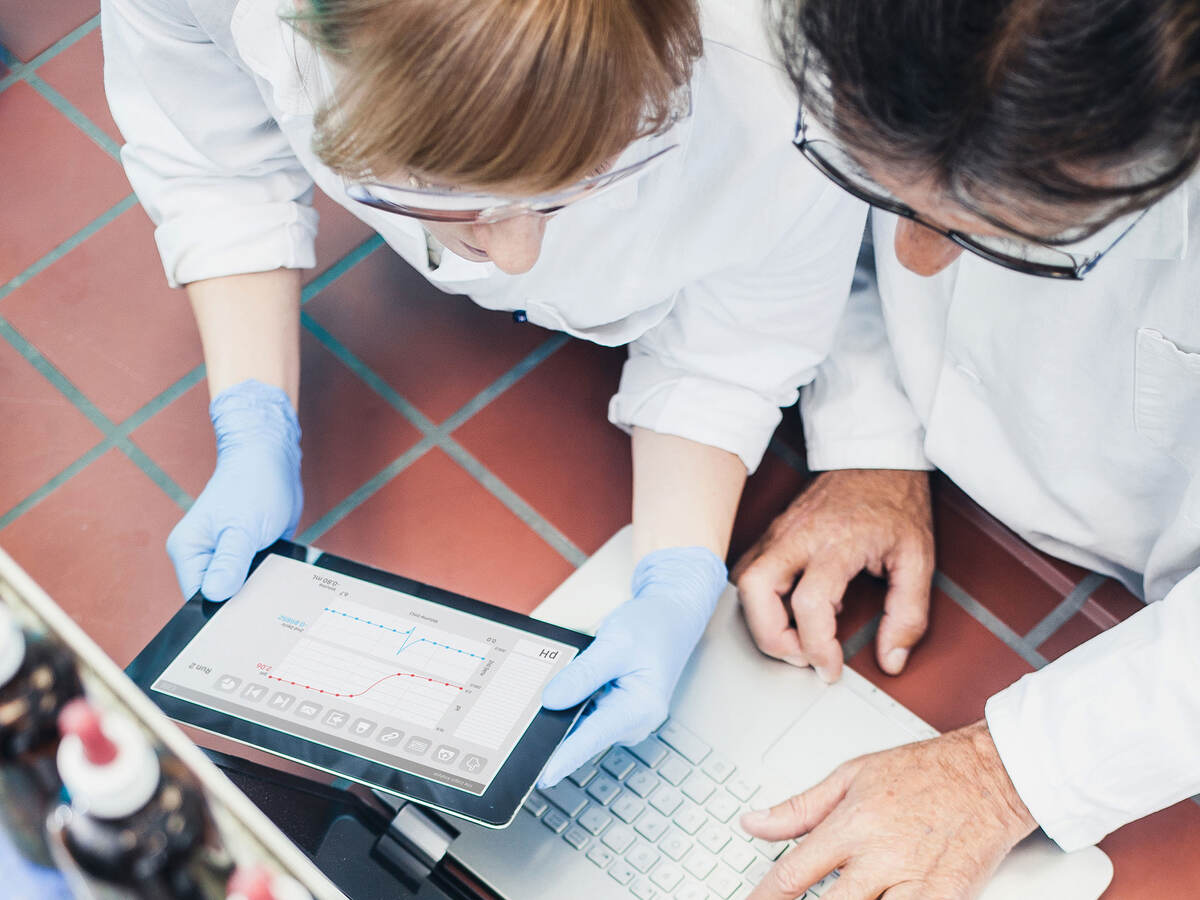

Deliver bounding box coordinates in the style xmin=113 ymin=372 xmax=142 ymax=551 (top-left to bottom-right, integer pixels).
xmin=293 ymin=0 xmax=701 ymax=195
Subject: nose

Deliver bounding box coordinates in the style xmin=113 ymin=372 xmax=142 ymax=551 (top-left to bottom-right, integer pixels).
xmin=471 ymin=214 xmax=547 ymax=275
xmin=893 ymin=219 xmax=964 ymax=277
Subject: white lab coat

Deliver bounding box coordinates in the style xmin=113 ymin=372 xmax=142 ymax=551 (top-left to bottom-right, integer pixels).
xmin=801 ymin=185 xmax=1200 ymax=851
xmin=100 ymin=0 xmax=866 ymax=472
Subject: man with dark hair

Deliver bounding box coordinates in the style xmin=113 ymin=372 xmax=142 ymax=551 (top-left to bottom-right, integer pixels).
xmin=734 ymin=0 xmax=1200 ymax=896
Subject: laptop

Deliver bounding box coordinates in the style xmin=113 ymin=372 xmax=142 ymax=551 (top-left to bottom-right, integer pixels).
xmin=447 ymin=527 xmax=1114 ymax=900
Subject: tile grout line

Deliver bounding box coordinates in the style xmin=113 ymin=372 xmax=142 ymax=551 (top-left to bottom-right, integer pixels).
xmin=27 ymin=72 xmax=121 ymax=161
xmin=0 ymin=16 xmax=99 ymax=93
xmin=841 ymin=612 xmax=882 ymax=663
xmin=766 ymin=434 xmax=807 ymax=475
xmin=1024 ymin=572 xmax=1109 ymax=650
xmin=935 ymin=571 xmax=1048 ymax=669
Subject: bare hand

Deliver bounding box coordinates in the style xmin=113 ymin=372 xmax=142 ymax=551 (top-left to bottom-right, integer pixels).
xmin=732 ymin=469 xmax=934 ymax=681
xmin=743 ymin=721 xmax=1037 ymax=900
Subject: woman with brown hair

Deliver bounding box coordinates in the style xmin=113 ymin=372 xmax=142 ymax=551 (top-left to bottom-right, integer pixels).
xmin=101 ymin=0 xmax=866 ymax=783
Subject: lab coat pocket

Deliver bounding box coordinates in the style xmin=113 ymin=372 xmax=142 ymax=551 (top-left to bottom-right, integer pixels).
xmin=1133 ymin=328 xmax=1200 ymax=469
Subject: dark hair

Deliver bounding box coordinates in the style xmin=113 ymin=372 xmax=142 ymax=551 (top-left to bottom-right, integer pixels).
xmin=774 ymin=0 xmax=1200 ymax=238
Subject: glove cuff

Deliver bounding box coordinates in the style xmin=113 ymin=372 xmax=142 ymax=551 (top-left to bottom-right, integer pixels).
xmin=632 ymin=546 xmax=728 ymax=620
xmin=210 ymin=379 xmax=302 ymax=459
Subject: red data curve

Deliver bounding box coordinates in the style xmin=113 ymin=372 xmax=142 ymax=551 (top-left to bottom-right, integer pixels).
xmin=264 ymin=669 xmax=464 ymax=698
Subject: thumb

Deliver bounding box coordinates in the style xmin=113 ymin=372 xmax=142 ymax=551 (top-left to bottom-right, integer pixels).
xmin=199 ymin=527 xmax=258 ymax=602
xmin=740 ymin=763 xmax=854 ymax=841
xmin=542 ymin=637 xmax=628 ymax=709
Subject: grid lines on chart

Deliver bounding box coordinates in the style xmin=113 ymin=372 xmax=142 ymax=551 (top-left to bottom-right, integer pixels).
xmin=454 ymin=652 xmax=554 ymax=749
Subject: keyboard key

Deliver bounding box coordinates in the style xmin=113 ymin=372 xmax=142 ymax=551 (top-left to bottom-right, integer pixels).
xmin=651 ymin=862 xmax=684 ymax=892
xmin=708 ymin=868 xmax=742 ymax=900
xmin=701 ymin=754 xmax=735 ymax=784
xmin=628 ymin=736 xmax=670 ymax=768
xmin=569 ymin=765 xmax=599 ymax=788
xmin=722 ymin=841 xmax=757 ymax=873
xmin=635 ymin=811 xmax=670 ymax=842
xmin=673 ymin=804 xmax=708 ymax=835
xmin=809 ymin=872 xmax=839 ymax=896
xmin=542 ymin=808 xmax=570 ymax=834
xmin=587 ymin=844 xmax=616 ymax=868
xmin=726 ymin=776 xmax=759 ymax=803
xmin=626 ymin=766 xmax=660 ymax=798
xmin=649 ymin=787 xmax=684 ymax=816
xmin=681 ymin=772 xmax=716 ymax=804
xmin=661 ymin=829 xmax=692 ymax=861
xmin=609 ymin=860 xmax=637 ymax=885
xmin=659 ymin=755 xmax=692 ymax=786
xmin=698 ymin=823 xmax=730 ymax=854
xmin=602 ymin=823 xmax=637 ymax=853
xmin=524 ymin=793 xmax=549 ymax=817
xmin=706 ymin=793 xmax=740 ymax=824
xmin=612 ymin=792 xmax=646 ymax=824
xmin=753 ymin=837 xmax=790 ymax=860
xmin=588 ymin=774 xmax=622 ymax=805
xmin=602 ymin=747 xmax=638 ymax=780
xmin=746 ymin=859 xmax=773 ymax=884
xmin=631 ymin=878 xmax=658 ymax=900
xmin=544 ymin=781 xmax=589 ymax=817
xmin=564 ymin=825 xmax=591 ymax=850
xmin=658 ymin=720 xmax=711 ymax=764
xmin=674 ymin=883 xmax=708 ymax=900
xmin=579 ymin=806 xmax=613 ymax=835
xmin=628 ymin=841 xmax=661 ymax=873
xmin=729 ymin=816 xmax=753 ymax=842
xmin=682 ymin=848 xmax=717 ymax=880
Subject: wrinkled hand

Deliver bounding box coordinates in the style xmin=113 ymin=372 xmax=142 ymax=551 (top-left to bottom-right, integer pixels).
xmin=538 ymin=546 xmax=727 ymax=787
xmin=166 ymin=380 xmax=303 ymax=602
xmin=743 ymin=721 xmax=1037 ymax=900
xmin=732 ymin=469 xmax=933 ymax=682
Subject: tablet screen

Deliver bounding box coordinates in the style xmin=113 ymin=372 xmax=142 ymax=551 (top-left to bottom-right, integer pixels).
xmin=152 ymin=554 xmax=579 ymax=796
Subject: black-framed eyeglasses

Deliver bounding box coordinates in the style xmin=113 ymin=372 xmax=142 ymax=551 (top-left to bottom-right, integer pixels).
xmin=792 ymin=105 xmax=1146 ymax=280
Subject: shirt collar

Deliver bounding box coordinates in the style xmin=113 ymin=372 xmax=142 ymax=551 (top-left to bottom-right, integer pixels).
xmin=1060 ymin=180 xmax=1189 ymax=263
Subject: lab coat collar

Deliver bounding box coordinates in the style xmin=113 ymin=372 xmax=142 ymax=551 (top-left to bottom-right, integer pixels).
xmin=1062 ymin=181 xmax=1189 ymax=263
xmin=231 ymin=0 xmax=329 ymax=117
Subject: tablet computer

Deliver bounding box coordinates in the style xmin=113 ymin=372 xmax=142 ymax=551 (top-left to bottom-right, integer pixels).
xmin=126 ymin=541 xmax=592 ymax=828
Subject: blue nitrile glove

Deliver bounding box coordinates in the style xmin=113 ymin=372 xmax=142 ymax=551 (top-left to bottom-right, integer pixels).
xmin=538 ymin=546 xmax=727 ymax=787
xmin=166 ymin=379 xmax=302 ymax=602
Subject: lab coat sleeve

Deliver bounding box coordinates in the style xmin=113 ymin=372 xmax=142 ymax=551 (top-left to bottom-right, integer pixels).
xmin=101 ymin=0 xmax=317 ymax=287
xmin=607 ymin=184 xmax=867 ymax=473
xmin=985 ymin=566 xmax=1200 ymax=850
xmin=797 ymin=230 xmax=932 ymax=471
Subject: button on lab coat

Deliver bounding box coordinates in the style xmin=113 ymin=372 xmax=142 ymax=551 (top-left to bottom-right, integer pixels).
xmin=801 ymin=184 xmax=1200 ymax=850
xmin=100 ymin=0 xmax=866 ymax=472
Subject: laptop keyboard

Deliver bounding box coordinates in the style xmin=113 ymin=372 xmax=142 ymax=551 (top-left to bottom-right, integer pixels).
xmin=523 ymin=717 xmax=839 ymax=900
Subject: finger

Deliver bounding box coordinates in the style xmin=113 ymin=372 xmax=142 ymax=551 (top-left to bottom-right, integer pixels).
xmin=166 ymin=517 xmax=214 ymax=600
xmin=790 ymin=561 xmax=853 ymax=682
xmin=815 ymin=870 xmax=887 ymax=900
xmin=747 ymin=832 xmax=844 ymax=900
xmin=740 ymin=764 xmax=853 ymax=841
xmin=875 ymin=540 xmax=933 ymax=675
xmin=199 ymin=527 xmax=258 ymax=602
xmin=541 ymin=637 xmax=629 ymax=709
xmin=538 ymin=687 xmax=655 ymax=787
xmin=736 ymin=552 xmax=808 ymax=666
xmin=879 ymin=883 xmax=924 ymax=900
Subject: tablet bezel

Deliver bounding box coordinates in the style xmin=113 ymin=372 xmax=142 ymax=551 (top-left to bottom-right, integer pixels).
xmin=125 ymin=540 xmax=592 ymax=828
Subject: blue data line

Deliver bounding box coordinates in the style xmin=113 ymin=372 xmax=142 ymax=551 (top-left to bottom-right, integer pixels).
xmin=322 ymin=607 xmax=487 ymax=661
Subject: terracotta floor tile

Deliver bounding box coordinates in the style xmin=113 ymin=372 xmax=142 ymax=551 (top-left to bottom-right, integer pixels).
xmin=305 ymin=248 xmax=549 ymax=423
xmin=1098 ymin=799 xmax=1200 ymax=898
xmin=728 ymin=451 xmax=809 ymax=566
xmin=0 ymin=0 xmax=96 ymax=62
xmin=849 ymin=586 xmax=1033 ymax=731
xmin=130 ymin=331 xmax=422 ymax=530
xmin=932 ymin=477 xmax=1069 ymax=636
xmin=773 ymin=401 xmax=810 ymax=466
xmin=0 ymin=337 xmax=104 ymax=515
xmin=307 ymin=191 xmax=376 ymax=285
xmin=316 ymin=449 xmax=574 ymax=615
xmin=1 ymin=205 xmax=201 ymax=423
xmin=34 ymin=29 xmax=119 ymax=142
xmin=1083 ymin=579 xmax=1145 ymax=630
xmin=0 ymin=449 xmax=181 ymax=666
xmin=0 ymin=82 xmax=130 ymax=285
xmin=452 ymin=339 xmax=631 ymax=555
xmin=1037 ymin=611 xmax=1105 ymax=662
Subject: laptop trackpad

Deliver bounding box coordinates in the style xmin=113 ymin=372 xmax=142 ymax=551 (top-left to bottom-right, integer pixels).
xmin=761 ymin=684 xmax=923 ymax=795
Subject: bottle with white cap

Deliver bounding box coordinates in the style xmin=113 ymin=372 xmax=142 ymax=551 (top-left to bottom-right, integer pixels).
xmin=52 ymin=698 xmax=221 ymax=899
xmin=0 ymin=602 xmax=81 ymax=870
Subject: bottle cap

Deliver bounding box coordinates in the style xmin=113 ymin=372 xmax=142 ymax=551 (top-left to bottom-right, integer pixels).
xmin=227 ymin=867 xmax=312 ymax=900
xmin=57 ymin=700 xmax=160 ymax=819
xmin=0 ymin=605 xmax=27 ymax=687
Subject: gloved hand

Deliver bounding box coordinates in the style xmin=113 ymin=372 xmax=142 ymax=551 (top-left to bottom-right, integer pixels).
xmin=538 ymin=545 xmax=727 ymax=787
xmin=166 ymin=379 xmax=303 ymax=602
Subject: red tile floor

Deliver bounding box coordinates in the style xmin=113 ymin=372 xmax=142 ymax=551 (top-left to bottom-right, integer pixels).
xmin=0 ymin=9 xmax=1196 ymax=899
